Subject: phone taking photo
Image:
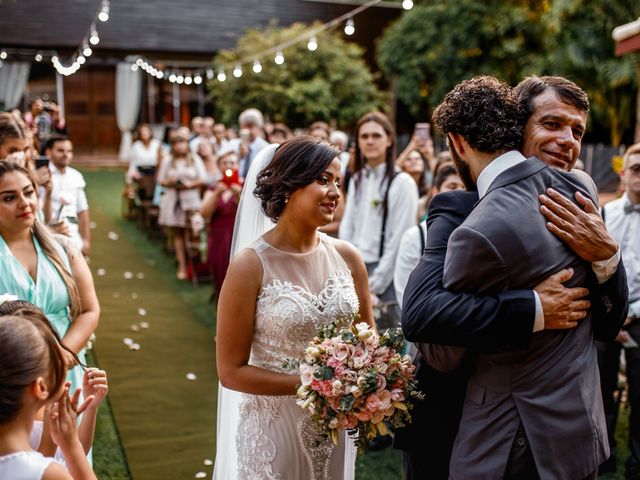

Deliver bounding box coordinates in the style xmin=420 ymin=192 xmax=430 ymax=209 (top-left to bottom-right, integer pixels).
xmin=35 ymin=156 xmax=49 ymax=170
xmin=415 ymin=123 xmax=431 ymax=144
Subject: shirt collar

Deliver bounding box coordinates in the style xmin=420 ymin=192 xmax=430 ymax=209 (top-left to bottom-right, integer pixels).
xmin=477 ymin=150 xmax=527 ymax=199
xmin=364 ymin=162 xmax=386 ymax=176
xmin=48 ymin=161 xmax=63 ymax=175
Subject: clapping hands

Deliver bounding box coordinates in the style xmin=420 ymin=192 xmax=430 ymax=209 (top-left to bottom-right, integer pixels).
xmin=82 ymin=367 xmax=109 ymax=411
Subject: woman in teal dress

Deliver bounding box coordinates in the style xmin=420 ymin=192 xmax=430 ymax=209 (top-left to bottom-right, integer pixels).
xmin=0 ymin=160 xmax=99 ymax=392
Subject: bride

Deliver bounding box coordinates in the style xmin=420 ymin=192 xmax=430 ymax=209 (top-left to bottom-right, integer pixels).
xmin=213 ymin=136 xmax=375 ymax=479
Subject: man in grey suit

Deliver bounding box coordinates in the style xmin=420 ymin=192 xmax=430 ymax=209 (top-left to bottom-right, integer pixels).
xmin=432 ymin=76 xmax=624 ymax=479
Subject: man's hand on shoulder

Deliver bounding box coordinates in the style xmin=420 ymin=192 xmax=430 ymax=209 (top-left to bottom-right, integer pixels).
xmin=539 ymin=188 xmax=618 ymax=262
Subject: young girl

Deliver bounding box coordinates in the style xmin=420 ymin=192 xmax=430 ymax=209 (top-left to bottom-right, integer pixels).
xmin=0 ymin=306 xmax=96 ymax=479
xmin=0 ymin=300 xmax=108 ymax=465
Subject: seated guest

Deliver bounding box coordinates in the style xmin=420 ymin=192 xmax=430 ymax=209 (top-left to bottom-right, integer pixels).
xmin=268 ymin=122 xmax=292 ymax=144
xmin=126 ymin=124 xmax=160 ymax=185
xmin=200 ymin=150 xmax=242 ymax=295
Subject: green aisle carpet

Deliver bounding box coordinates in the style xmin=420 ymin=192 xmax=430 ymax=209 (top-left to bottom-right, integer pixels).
xmin=85 ymin=170 xmax=217 ymax=479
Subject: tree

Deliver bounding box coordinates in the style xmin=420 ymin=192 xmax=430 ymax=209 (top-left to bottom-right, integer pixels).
xmin=377 ymin=1 xmax=548 ymax=119
xmin=207 ymin=22 xmax=384 ymax=129
xmin=541 ymin=0 xmax=640 ymax=145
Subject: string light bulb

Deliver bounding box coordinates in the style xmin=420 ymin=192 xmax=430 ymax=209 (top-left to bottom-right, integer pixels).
xmin=402 ymin=0 xmax=413 ymax=9
xmin=176 ymin=74 xmax=184 ymax=84
xmin=206 ymin=68 xmax=214 ymax=80
xmin=77 ymin=55 xmax=86 ymax=65
xmin=0 ymin=50 xmax=7 ymax=60
xmin=98 ymin=0 xmax=110 ymax=22
xmin=89 ymin=25 xmax=100 ymax=45
xmin=83 ymin=45 xmax=92 ymax=57
xmin=344 ymin=18 xmax=355 ymax=36
xmin=233 ymin=64 xmax=243 ymax=78
xmin=217 ymin=69 xmax=226 ymax=82
xmin=185 ymin=75 xmax=193 ymax=85
xmin=51 ymin=56 xmax=59 ymax=64
xmin=156 ymin=70 xmax=164 ymax=79
xmin=252 ymin=60 xmax=262 ymax=73
xmin=194 ymin=74 xmax=203 ymax=84
xmin=131 ymin=64 xmax=139 ymax=71
xmin=274 ymin=50 xmax=285 ymax=65
xmin=307 ymin=35 xmax=318 ymax=51
xmin=169 ymin=73 xmax=177 ymax=83
xmin=34 ymin=52 xmax=43 ymax=62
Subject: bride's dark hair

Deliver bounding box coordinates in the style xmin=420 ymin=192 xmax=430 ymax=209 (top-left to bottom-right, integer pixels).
xmin=254 ymin=136 xmax=339 ymax=222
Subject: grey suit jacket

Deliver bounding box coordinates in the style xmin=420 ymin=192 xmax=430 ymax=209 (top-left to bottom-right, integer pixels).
xmin=443 ymin=157 xmax=609 ymax=480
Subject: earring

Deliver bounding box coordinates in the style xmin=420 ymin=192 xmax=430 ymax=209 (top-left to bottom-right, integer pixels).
xmin=284 ymin=195 xmax=289 ymax=204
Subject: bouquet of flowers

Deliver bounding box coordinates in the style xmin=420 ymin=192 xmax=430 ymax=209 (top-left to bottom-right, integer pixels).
xmin=291 ymin=318 xmax=421 ymax=452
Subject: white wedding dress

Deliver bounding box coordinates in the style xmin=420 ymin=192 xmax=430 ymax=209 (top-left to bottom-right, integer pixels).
xmin=213 ymin=144 xmax=358 ymax=479
xmin=235 ymin=233 xmax=358 ymax=479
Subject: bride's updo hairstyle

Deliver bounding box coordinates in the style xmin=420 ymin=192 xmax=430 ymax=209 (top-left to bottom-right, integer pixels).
xmin=254 ymin=136 xmax=339 ymax=222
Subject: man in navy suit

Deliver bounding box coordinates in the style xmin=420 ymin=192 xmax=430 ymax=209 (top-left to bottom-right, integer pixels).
xmin=395 ymin=76 xmax=628 ymax=479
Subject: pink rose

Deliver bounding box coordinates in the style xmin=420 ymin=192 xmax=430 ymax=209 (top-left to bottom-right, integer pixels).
xmin=375 ymin=374 xmax=387 ymax=392
xmin=366 ymin=393 xmax=382 ymax=413
xmin=333 ymin=343 xmax=352 ymax=361
xmin=377 ymin=389 xmax=392 ymax=410
xmin=390 ymin=388 xmax=405 ymax=402
xmin=350 ymin=346 xmax=370 ymax=369
xmin=355 ymin=409 xmax=371 ymax=422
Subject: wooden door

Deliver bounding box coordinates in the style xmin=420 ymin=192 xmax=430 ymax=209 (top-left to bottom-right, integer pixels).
xmin=64 ymin=66 xmax=120 ymax=155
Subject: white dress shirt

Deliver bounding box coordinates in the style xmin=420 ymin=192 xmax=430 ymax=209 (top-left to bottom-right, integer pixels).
xmin=47 ymin=162 xmax=88 ymax=251
xmin=394 ymin=222 xmax=427 ymax=308
xmin=339 ymin=163 xmax=419 ymax=295
xmin=604 ymin=194 xmax=640 ymax=318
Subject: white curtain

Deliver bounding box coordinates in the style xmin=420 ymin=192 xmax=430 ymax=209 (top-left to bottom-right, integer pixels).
xmin=116 ymin=62 xmax=142 ymax=162
xmin=0 ymin=62 xmax=31 ymax=110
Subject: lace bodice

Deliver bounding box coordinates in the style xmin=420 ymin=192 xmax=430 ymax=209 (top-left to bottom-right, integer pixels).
xmin=248 ymin=233 xmax=359 ymax=373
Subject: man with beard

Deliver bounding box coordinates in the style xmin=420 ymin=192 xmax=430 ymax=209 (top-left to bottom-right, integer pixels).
xmin=397 ymin=76 xmax=628 ymax=479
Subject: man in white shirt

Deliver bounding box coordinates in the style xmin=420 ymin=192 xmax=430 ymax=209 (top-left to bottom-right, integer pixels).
xmin=45 ymin=136 xmax=90 ymax=255
xmin=235 ymin=108 xmax=269 ymax=179
xmin=598 ymin=143 xmax=640 ymax=478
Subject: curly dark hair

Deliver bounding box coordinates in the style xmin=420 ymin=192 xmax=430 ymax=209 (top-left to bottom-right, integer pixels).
xmin=432 ymin=76 xmax=524 ymax=154
xmin=254 ymin=136 xmax=340 ymax=222
xmin=514 ymin=75 xmax=589 ymax=121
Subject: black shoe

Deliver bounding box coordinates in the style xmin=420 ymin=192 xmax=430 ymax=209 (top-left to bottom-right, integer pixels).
xmin=599 ymin=455 xmax=617 ymax=475
xmin=367 ymin=434 xmax=392 ymax=452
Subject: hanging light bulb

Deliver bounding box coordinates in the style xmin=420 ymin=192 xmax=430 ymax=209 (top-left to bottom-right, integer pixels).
xmin=206 ymin=68 xmax=214 ymax=80
xmin=77 ymin=55 xmax=86 ymax=65
xmin=0 ymin=50 xmax=7 ymax=60
xmin=185 ymin=75 xmax=193 ymax=85
xmin=35 ymin=52 xmax=43 ymax=62
xmin=51 ymin=55 xmax=59 ymax=64
xmin=135 ymin=58 xmax=143 ymax=67
xmin=217 ymin=69 xmax=226 ymax=82
xmin=307 ymin=35 xmax=318 ymax=51
xmin=252 ymin=60 xmax=262 ymax=73
xmin=98 ymin=0 xmax=110 ymax=22
xmin=274 ymin=50 xmax=285 ymax=65
xmin=176 ymin=74 xmax=184 ymax=84
xmin=169 ymin=73 xmax=177 ymax=83
xmin=83 ymin=45 xmax=92 ymax=57
xmin=89 ymin=25 xmax=100 ymax=45
xmin=402 ymin=0 xmax=413 ymax=9
xmin=233 ymin=64 xmax=243 ymax=78
xmin=194 ymin=74 xmax=203 ymax=85
xmin=155 ymin=70 xmax=164 ymax=79
xmin=344 ymin=18 xmax=355 ymax=36
xmin=131 ymin=64 xmax=139 ymax=72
